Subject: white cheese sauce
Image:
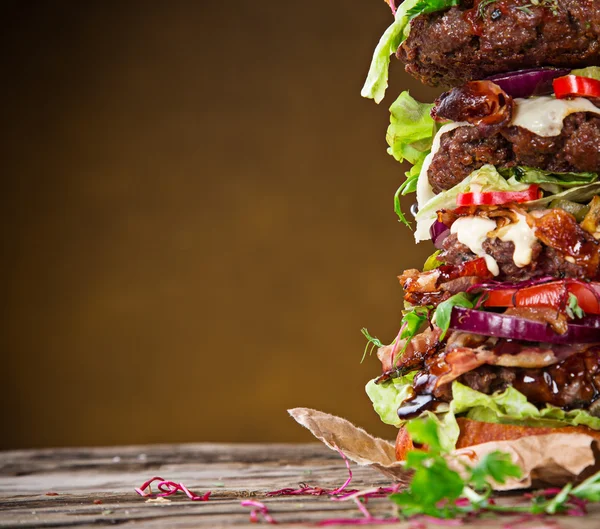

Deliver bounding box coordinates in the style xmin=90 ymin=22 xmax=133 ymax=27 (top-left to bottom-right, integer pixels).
xmin=450 ymin=216 xmax=500 ymax=276
xmin=511 ymin=96 xmax=600 ymax=137
xmin=450 ymin=214 xmax=538 ymax=276
xmin=496 ymin=213 xmax=538 ymax=268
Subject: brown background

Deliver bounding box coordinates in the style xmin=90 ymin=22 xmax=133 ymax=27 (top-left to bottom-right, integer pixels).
xmin=1 ymin=1 xmax=442 ymax=449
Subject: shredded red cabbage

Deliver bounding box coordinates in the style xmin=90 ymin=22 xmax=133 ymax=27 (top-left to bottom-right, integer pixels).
xmin=240 ymin=500 xmax=277 ymax=524
xmin=267 ymin=446 xmax=358 ymax=498
xmin=411 ymin=515 xmax=464 ymax=526
xmin=318 ymin=517 xmax=400 ymax=526
xmin=134 ymin=476 xmax=211 ymax=501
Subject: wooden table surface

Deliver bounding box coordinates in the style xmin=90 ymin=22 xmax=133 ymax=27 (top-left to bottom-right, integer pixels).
xmin=2 ymin=443 xmax=600 ymax=528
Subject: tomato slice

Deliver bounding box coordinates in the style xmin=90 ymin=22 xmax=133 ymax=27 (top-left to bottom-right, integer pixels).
xmin=483 ymin=280 xmax=600 ymax=314
xmin=456 ymin=185 xmax=540 ymax=206
xmin=553 ymin=75 xmax=600 ymax=100
xmin=438 ymin=257 xmax=493 ymax=282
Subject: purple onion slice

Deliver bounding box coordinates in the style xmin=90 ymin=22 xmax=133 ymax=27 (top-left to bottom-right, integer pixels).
xmin=429 ymin=220 xmax=450 ymax=249
xmin=449 ymin=307 xmax=600 ymax=344
xmin=485 ymin=68 xmax=570 ymax=98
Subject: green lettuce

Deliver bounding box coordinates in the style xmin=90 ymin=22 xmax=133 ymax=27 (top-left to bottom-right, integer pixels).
xmin=386 ymin=92 xmax=435 ymax=166
xmin=365 ymin=372 xmax=417 ymax=427
xmin=500 ymin=166 xmax=598 ymax=189
xmin=571 ymin=66 xmax=600 ymax=81
xmin=366 ymin=378 xmax=600 ymax=451
xmin=386 ymin=91 xmax=436 ymax=226
xmin=445 ymin=383 xmax=600 ymax=447
xmin=527 ymin=182 xmax=600 ymax=208
xmin=423 ymin=250 xmax=443 ymax=271
xmin=361 ymin=0 xmax=459 ymax=103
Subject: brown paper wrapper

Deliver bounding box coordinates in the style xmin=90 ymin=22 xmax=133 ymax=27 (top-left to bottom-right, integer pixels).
xmin=288 ymin=407 xmax=600 ymax=490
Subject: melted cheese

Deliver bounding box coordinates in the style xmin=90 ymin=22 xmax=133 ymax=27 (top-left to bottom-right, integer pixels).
xmin=450 ymin=217 xmax=499 ymax=276
xmin=496 ymin=213 xmax=538 ymax=268
xmin=512 ymin=96 xmax=600 ymax=137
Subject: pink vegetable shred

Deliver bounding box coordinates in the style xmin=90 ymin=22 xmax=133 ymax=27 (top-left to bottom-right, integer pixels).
xmin=134 ymin=476 xmax=211 ymax=501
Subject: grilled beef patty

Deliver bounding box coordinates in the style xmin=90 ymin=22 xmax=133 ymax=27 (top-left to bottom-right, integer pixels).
xmin=398 ymin=0 xmax=600 ymax=87
xmin=427 ymin=113 xmax=600 ymax=194
xmin=440 ymin=233 xmax=591 ymax=282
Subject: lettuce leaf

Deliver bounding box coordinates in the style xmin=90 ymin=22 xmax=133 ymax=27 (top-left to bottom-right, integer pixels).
xmin=361 ymin=0 xmax=459 ymax=103
xmin=365 ymin=372 xmax=417 ymax=427
xmin=445 ymin=382 xmax=600 ymax=449
xmin=571 ymin=66 xmax=600 ymax=81
xmin=386 ymin=92 xmax=435 ymax=166
xmin=527 ymin=182 xmax=600 ymax=207
xmin=500 ymin=166 xmax=598 ymax=188
xmin=386 ymin=91 xmax=436 ymax=226
xmin=366 ymin=377 xmax=600 ymax=450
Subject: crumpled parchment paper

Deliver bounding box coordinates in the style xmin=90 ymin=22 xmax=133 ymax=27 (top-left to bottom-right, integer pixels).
xmin=289 ymin=407 xmax=600 ymax=490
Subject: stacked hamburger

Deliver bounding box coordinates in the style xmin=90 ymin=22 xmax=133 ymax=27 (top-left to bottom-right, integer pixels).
xmin=362 ymin=0 xmax=600 ymax=458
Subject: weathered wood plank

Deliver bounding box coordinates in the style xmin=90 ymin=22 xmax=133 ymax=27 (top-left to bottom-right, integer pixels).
xmin=2 ymin=443 xmax=600 ymax=528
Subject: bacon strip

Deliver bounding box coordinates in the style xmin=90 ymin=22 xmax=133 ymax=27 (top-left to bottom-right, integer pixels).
xmin=432 ymin=338 xmax=600 ymax=388
xmin=377 ymin=327 xmax=442 ymax=373
xmin=431 ymin=81 xmax=513 ymax=135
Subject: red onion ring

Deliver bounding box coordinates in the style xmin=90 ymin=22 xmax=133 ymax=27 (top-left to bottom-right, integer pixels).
xmin=485 ymin=68 xmax=570 ymax=99
xmin=449 ymin=307 xmax=600 ymax=344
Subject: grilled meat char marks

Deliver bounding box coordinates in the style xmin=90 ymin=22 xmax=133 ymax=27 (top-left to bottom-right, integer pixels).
xmin=428 ymin=113 xmax=600 ymax=194
xmin=398 ymin=0 xmax=600 ymax=87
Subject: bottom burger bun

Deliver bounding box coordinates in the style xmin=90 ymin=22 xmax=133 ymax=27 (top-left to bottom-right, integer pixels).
xmin=395 ymin=418 xmax=600 ymax=461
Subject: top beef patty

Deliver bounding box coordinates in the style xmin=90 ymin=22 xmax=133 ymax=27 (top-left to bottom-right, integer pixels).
xmin=398 ymin=0 xmax=600 ymax=87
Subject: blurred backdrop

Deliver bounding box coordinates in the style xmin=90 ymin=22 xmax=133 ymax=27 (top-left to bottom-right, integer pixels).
xmin=1 ymin=1 xmax=442 ymax=449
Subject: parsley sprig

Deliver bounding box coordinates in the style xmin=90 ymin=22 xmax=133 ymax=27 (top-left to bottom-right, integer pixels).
xmin=391 ymin=417 xmax=600 ymax=519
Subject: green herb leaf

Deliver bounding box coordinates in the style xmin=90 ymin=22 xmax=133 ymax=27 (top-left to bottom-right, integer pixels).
xmin=571 ymin=471 xmax=600 ymax=502
xmin=469 ymin=451 xmax=522 ymax=490
xmin=435 ymin=293 xmax=475 ymax=340
xmin=394 ymin=186 xmax=412 ymax=228
xmin=406 ymin=0 xmax=460 ymax=19
xmin=360 ymin=328 xmax=384 ymax=363
xmin=395 ymin=306 xmax=431 ymax=361
xmin=567 ymin=293 xmax=585 ymax=319
xmin=406 ymin=416 xmax=442 ymax=452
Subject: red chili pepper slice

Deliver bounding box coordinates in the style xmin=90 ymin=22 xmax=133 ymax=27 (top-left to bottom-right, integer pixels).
xmin=553 ymin=75 xmax=600 ymax=100
xmin=456 ymin=185 xmax=540 ymax=206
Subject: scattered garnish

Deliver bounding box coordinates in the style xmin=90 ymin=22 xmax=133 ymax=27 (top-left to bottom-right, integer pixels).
xmin=360 ymin=328 xmax=384 ymax=363
xmin=435 ymin=292 xmax=475 ymax=339
xmin=240 ymin=500 xmax=277 ymax=524
xmin=267 ymin=447 xmax=357 ymax=497
xmin=134 ymin=476 xmax=211 ymax=501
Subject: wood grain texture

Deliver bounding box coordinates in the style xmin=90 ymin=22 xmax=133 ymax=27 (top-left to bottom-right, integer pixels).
xmin=1 ymin=443 xmax=600 ymax=528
